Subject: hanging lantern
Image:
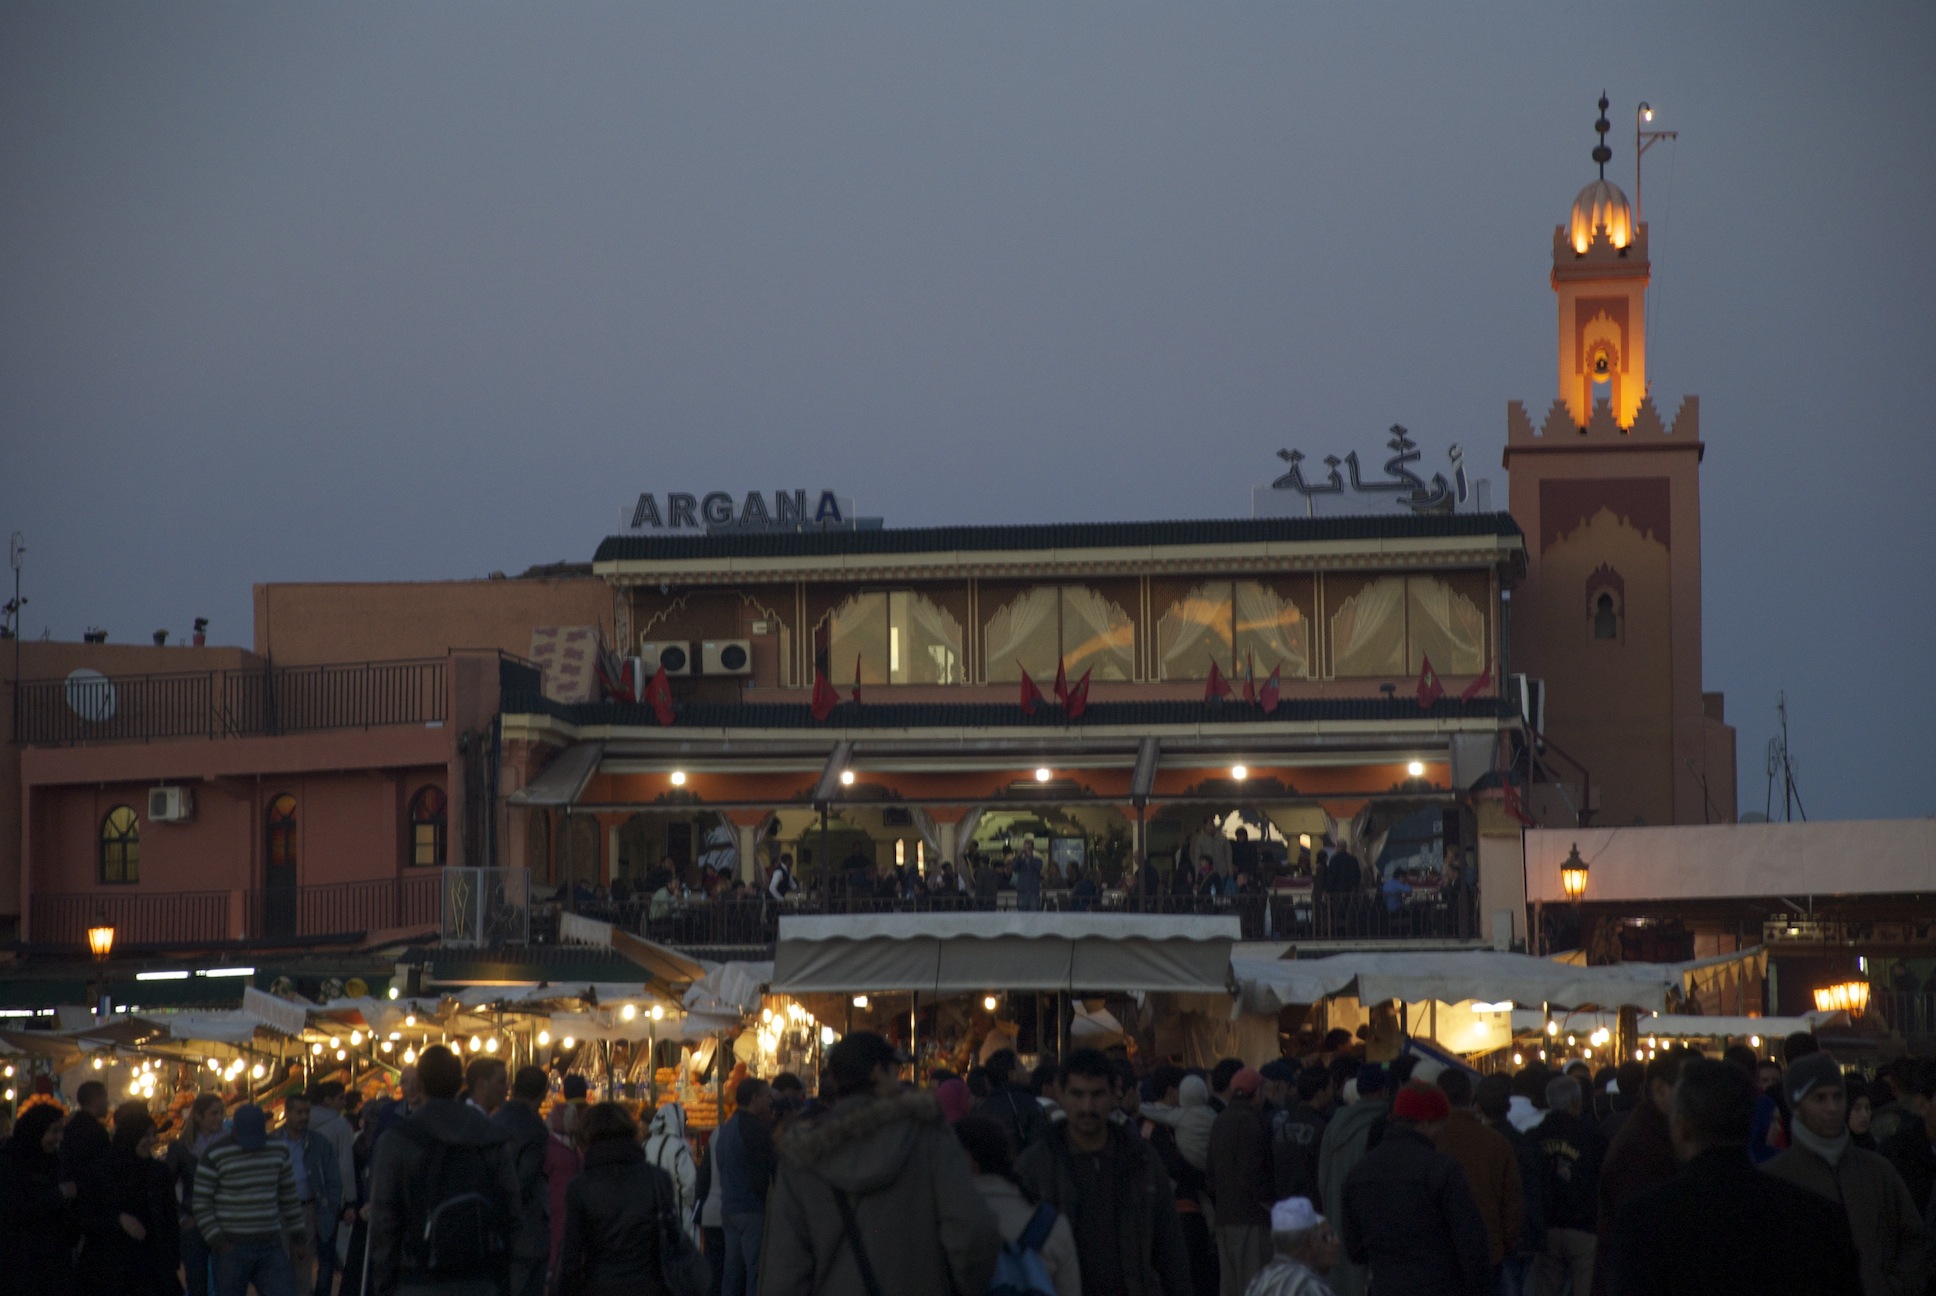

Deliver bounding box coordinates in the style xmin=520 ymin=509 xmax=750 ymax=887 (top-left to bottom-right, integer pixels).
xmin=1559 ymin=843 xmax=1589 ymax=902
xmin=1812 ymin=981 xmax=1870 ymax=1017
xmin=87 ymin=915 xmax=116 ymax=961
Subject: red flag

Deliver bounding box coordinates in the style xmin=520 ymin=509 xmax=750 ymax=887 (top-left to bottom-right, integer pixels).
xmin=1018 ymin=666 xmax=1046 ymax=717
xmin=1416 ymin=654 xmax=1444 ymax=709
xmin=1204 ymin=660 xmax=1232 ymax=703
xmin=1241 ymin=651 xmax=1256 ymax=705
xmin=851 ymin=654 xmax=864 ymax=707
xmin=1053 ymin=658 xmax=1068 ymax=706
xmin=1259 ymin=665 xmax=1281 ymax=715
xmin=644 ymin=663 xmax=674 ymax=727
xmin=1065 ymin=668 xmax=1091 ymax=721
xmin=1502 ymin=778 xmax=1535 ymax=826
xmin=1459 ymin=664 xmax=1493 ymax=703
xmin=811 ymin=668 xmax=840 ymax=722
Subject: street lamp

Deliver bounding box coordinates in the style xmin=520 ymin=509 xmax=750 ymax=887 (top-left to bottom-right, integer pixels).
xmin=1559 ymin=843 xmax=1589 ymax=903
xmin=87 ymin=914 xmax=115 ymax=960
xmin=1635 ymin=102 xmax=1678 ymax=221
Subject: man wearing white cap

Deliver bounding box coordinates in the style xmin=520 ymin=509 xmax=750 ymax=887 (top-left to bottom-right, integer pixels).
xmin=1242 ymin=1197 xmax=1341 ymax=1296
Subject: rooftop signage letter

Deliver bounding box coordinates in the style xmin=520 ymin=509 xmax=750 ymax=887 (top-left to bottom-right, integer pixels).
xmin=1270 ymin=426 xmax=1467 ymax=515
xmin=627 ymin=489 xmax=865 ymax=533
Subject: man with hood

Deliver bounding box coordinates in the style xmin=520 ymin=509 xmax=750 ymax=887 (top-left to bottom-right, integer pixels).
xmin=3 ymin=1102 xmax=78 ymax=1292
xmin=1018 ymin=1048 xmax=1192 ymax=1296
xmin=1341 ymin=1084 xmax=1490 ymax=1296
xmin=193 ymin=1103 xmax=306 ymax=1296
xmin=645 ymin=1099 xmax=700 ymax=1239
xmin=493 ymin=1065 xmax=553 ymax=1296
xmin=761 ymin=1031 xmax=1000 ymax=1295
xmin=1143 ymin=1072 xmax=1218 ymax=1172
xmin=1317 ymin=1063 xmax=1389 ymax=1296
xmin=368 ymin=1044 xmax=521 ymax=1296
xmin=974 ymin=1049 xmax=1052 ymax=1153
xmin=1762 ymin=1053 xmax=1927 ymax=1296
xmin=1208 ymin=1068 xmax=1277 ymax=1296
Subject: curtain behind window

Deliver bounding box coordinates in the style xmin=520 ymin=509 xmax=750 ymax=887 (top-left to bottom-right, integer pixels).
xmin=1061 ymin=587 xmax=1135 ymax=681
xmin=1330 ymin=578 xmax=1406 ymax=676
xmin=1233 ymin=581 xmax=1309 ymax=678
xmin=1406 ymin=578 xmax=1486 ymax=675
xmin=1157 ymin=582 xmax=1234 ymax=679
xmin=985 ymin=588 xmax=1061 ymax=682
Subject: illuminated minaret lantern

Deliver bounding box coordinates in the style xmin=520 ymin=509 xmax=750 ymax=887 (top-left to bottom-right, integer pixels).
xmin=1554 ymin=95 xmax=1650 ymax=430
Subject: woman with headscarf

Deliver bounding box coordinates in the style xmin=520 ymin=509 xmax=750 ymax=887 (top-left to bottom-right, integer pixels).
xmin=643 ymin=1101 xmax=699 ymax=1240
xmin=77 ymin=1102 xmax=180 ymax=1296
xmin=546 ymin=1099 xmax=584 ymax=1291
xmin=1 ymin=1102 xmax=77 ymax=1293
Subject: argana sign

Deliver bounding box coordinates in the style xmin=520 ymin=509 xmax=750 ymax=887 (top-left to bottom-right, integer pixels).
xmin=628 ymin=490 xmax=849 ymax=532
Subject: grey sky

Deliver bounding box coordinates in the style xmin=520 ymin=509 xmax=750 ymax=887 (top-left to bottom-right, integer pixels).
xmin=3 ymin=3 xmax=1931 ymax=820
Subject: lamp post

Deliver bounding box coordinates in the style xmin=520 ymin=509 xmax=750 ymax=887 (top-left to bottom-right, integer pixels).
xmin=1559 ymin=844 xmax=1589 ymax=903
xmin=87 ymin=912 xmax=115 ymax=1020
xmin=1635 ymin=103 xmax=1678 ymax=222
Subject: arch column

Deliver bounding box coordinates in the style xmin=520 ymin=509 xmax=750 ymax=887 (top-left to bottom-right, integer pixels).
xmin=720 ymin=809 xmax=774 ymax=884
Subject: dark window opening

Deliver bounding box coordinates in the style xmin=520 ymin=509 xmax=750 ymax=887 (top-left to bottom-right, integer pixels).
xmin=409 ymin=785 xmax=448 ymax=868
xmin=1594 ymin=593 xmax=1619 ymax=640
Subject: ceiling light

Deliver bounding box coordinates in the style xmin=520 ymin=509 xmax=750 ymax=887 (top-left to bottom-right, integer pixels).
xmin=484 ymin=1037 xmax=499 ymax=1053
xmin=650 ymin=1005 xmax=664 ymax=1021
xmin=538 ymin=1030 xmax=552 ymax=1046
xmin=349 ymin=1031 xmax=363 ymax=1046
xmin=136 ymin=970 xmax=188 ymax=981
xmin=469 ymin=1036 xmax=483 ymax=1051
xmin=388 ymin=986 xmax=400 ymax=1000
xmin=1407 ymin=760 xmax=1425 ymax=778
xmin=403 ymin=1047 xmax=417 ymax=1064
xmin=984 ymin=995 xmax=998 ymax=1012
xmin=852 ymin=995 xmax=869 ymax=1010
xmin=562 ymin=1036 xmax=575 ymax=1049
xmin=622 ymin=1004 xmax=638 ymax=1021
xmin=840 ymin=769 xmax=855 ymax=786
xmin=670 ymin=770 xmax=687 ymax=786
xmin=1230 ymin=765 xmax=1248 ymax=781
xmin=1034 ymin=767 xmax=1051 ymax=783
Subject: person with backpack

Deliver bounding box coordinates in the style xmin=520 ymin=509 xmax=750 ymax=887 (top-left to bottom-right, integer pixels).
xmin=367 ymin=1044 xmax=522 ymax=1296
xmin=976 ymin=1050 xmax=1052 ymax=1153
xmin=957 ymin=1115 xmax=1081 ymax=1296
xmin=762 ymin=1031 xmax=1000 ymax=1295
xmin=644 ymin=1102 xmax=699 ymax=1241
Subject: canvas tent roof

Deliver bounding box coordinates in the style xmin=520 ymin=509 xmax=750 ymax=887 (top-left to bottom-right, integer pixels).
xmin=1233 ymin=950 xmax=1681 ymax=1014
xmin=772 ymin=913 xmax=1238 ymax=995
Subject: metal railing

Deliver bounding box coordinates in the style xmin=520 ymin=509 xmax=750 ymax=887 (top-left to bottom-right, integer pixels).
xmin=12 ymin=658 xmax=446 ymax=746
xmin=535 ymin=885 xmax=1482 ymax=950
xmin=1873 ymin=990 xmax=1936 ymax=1041
xmin=248 ymin=874 xmax=444 ymax=940
xmin=30 ymin=889 xmax=233 ymax=947
xmin=444 ymin=867 xmax=531 ymax=948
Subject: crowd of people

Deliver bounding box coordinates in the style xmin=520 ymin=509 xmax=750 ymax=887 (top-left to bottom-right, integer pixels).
xmin=1 ymin=1032 xmax=1930 ymax=1296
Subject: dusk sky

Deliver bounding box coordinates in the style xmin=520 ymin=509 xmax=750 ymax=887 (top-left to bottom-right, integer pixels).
xmin=3 ymin=3 xmax=1931 ymax=820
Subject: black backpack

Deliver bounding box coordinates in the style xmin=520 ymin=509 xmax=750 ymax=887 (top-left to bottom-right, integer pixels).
xmin=395 ymin=1120 xmax=513 ymax=1282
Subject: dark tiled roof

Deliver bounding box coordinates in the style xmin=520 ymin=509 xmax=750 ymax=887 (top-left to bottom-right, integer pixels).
xmin=503 ymin=690 xmax=1515 ymax=730
xmin=594 ymin=513 xmax=1523 ymax=563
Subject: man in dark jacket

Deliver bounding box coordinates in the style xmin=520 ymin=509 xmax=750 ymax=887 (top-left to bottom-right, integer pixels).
xmin=1271 ymin=1065 xmax=1331 ymax=1203
xmin=1532 ymin=1074 xmax=1604 ymax=1296
xmin=974 ymin=1049 xmax=1051 ymax=1152
xmin=1340 ymin=1082 xmax=1490 ymax=1296
xmin=1477 ymin=1074 xmax=1543 ymax=1296
xmin=1880 ymin=1068 xmax=1936 ymax=1224
xmin=1433 ymin=1069 xmax=1522 ymax=1275
xmin=1610 ymin=1057 xmax=1863 ymax=1296
xmin=1207 ymin=1067 xmax=1275 ymax=1296
xmin=714 ymin=1077 xmax=775 ymax=1296
xmin=1018 ymin=1049 xmax=1193 ymax=1296
xmin=59 ymin=1080 xmax=112 ymax=1218
xmin=763 ymin=1031 xmax=998 ymax=1296
xmin=1593 ymin=1052 xmax=1681 ymax=1294
xmin=492 ymin=1065 xmax=553 ymax=1296
xmin=367 ymin=1044 xmax=521 ymax=1296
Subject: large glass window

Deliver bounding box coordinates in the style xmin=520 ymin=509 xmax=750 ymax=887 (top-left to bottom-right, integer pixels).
xmin=985 ymin=587 xmax=1134 ymax=683
xmin=828 ymin=591 xmax=964 ymax=686
xmin=1330 ymin=576 xmax=1487 ymax=677
xmin=1156 ymin=582 xmax=1310 ymax=679
xmin=409 ymin=785 xmax=448 ymax=868
xmin=100 ymin=805 xmax=139 ymax=884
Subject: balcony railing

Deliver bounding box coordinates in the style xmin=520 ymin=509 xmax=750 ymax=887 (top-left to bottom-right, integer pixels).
xmin=535 ymin=887 xmax=1482 ymax=951
xmin=1872 ymin=989 xmax=1936 ymax=1042
xmin=12 ymin=658 xmax=446 ymax=746
xmin=30 ymin=873 xmax=446 ymax=948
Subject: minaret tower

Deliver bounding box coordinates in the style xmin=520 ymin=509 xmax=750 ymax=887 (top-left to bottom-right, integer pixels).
xmin=1555 ymin=95 xmax=1650 ymax=429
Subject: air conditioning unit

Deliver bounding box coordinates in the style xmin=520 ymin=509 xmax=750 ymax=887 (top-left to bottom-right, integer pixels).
xmin=639 ymin=640 xmax=692 ymax=676
xmin=703 ymin=639 xmax=752 ymax=676
xmin=148 ymin=786 xmax=194 ymax=823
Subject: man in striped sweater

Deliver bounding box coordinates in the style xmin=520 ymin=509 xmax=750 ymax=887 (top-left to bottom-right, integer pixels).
xmin=193 ymin=1102 xmax=306 ymax=1296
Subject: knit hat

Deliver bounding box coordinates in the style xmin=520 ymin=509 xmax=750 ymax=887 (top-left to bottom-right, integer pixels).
xmin=935 ymin=1077 xmax=973 ymax=1125
xmin=1270 ymin=1197 xmax=1324 ymax=1232
xmin=1356 ymin=1062 xmax=1388 ymax=1096
xmin=1390 ymin=1083 xmax=1451 ymax=1123
xmin=1259 ymin=1059 xmax=1298 ymax=1085
xmin=1783 ymin=1052 xmax=1844 ymax=1108
xmin=231 ymin=1104 xmax=268 ymax=1151
xmin=1228 ymin=1068 xmax=1263 ymax=1098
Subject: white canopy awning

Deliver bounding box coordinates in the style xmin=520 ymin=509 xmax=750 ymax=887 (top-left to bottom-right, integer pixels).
xmin=1234 ymin=951 xmax=1679 ymax=1014
xmin=773 ymin=913 xmax=1238 ymax=995
xmin=1507 ymin=1009 xmax=1844 ymax=1039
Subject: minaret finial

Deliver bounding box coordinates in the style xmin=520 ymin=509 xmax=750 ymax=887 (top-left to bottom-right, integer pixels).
xmin=1592 ymin=93 xmax=1612 ymax=179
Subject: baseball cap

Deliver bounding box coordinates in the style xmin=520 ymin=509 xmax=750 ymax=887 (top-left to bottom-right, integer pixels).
xmin=1259 ymin=1060 xmax=1298 ymax=1085
xmin=1783 ymin=1053 xmax=1844 ymax=1108
xmin=1391 ymin=1082 xmax=1452 ymax=1123
xmin=1271 ymin=1197 xmax=1325 ymax=1232
xmin=1228 ymin=1067 xmax=1263 ymax=1097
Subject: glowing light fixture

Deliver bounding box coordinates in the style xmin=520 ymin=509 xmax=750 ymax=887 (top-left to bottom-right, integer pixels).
xmin=562 ymin=1036 xmax=576 ymax=1049
xmin=1231 ymin=765 xmax=1248 ymax=781
xmin=469 ymin=1035 xmax=483 ymax=1052
xmin=1812 ymin=981 xmax=1870 ymax=1017
xmin=852 ymin=995 xmax=869 ymax=1010
xmin=403 ymin=1047 xmax=417 ymax=1064
xmin=1749 ymin=1035 xmax=1762 ymax=1049
xmin=87 ymin=916 xmax=115 ymax=961
xmin=650 ymin=1005 xmax=664 ymax=1021
xmin=485 ymin=1037 xmax=499 ymax=1053
xmin=840 ymin=770 xmax=855 ymax=786
xmin=820 ymin=1025 xmax=836 ymax=1046
xmin=405 ymin=1014 xmax=417 ymax=1027
xmin=1406 ymin=760 xmax=1425 ymax=778
xmin=311 ymin=1042 xmax=324 ymax=1055
xmin=538 ymin=1030 xmax=552 ymax=1046
xmin=1034 ymin=767 xmax=1052 ymax=783
xmin=252 ymin=1063 xmax=266 ymax=1078
xmin=388 ymin=986 xmax=400 ymax=1000
xmin=670 ymin=770 xmax=687 ymax=787
xmin=350 ymin=1031 xmax=364 ymax=1046
xmin=1559 ymin=843 xmax=1589 ymax=903
xmin=621 ymin=1004 xmax=638 ymax=1021
xmin=984 ymin=995 xmax=999 ymax=1012
xmin=1546 ymin=1021 xmax=1559 ymax=1037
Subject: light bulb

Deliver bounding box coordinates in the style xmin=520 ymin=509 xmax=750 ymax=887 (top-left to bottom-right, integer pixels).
xmin=205 ymin=1058 xmax=219 ymax=1071
xmin=388 ymin=1032 xmax=401 ymax=1041
xmin=1230 ymin=765 xmax=1247 ymax=781
xmin=403 ymin=1048 xmax=417 ymax=1064
xmin=252 ymin=1064 xmax=266 ymax=1078
xmin=1034 ymin=768 xmax=1051 ymax=783
xmin=485 ymin=1037 xmax=499 ymax=1053
xmin=650 ymin=1006 xmax=664 ymax=1022
xmin=94 ymin=1058 xmax=104 ymax=1070
xmin=350 ymin=1031 xmax=363 ymax=1046
xmin=335 ymin=1050 xmax=347 ymax=1061
xmin=840 ymin=770 xmax=855 ymax=786
xmin=381 ymin=1041 xmax=394 ymax=1054
xmin=622 ymin=1004 xmax=638 ymax=1021
xmin=387 ymin=987 xmax=400 ymax=1000
xmin=312 ymin=1043 xmax=324 ymax=1055
xmin=670 ymin=770 xmax=687 ymax=786
xmin=470 ymin=1036 xmax=483 ymax=1052
xmin=1546 ymin=1021 xmax=1558 ymax=1036
xmin=761 ymin=1008 xmax=773 ymax=1024
xmin=405 ymin=1015 xmax=416 ymax=1027
xmin=852 ymin=996 xmax=868 ymax=1010
xmin=562 ymin=1037 xmax=575 ymax=1049
xmin=983 ymin=996 xmax=998 ymax=1012
xmin=1512 ymin=1052 xmax=1523 ymax=1066
xmin=538 ymin=1030 xmax=551 ymax=1046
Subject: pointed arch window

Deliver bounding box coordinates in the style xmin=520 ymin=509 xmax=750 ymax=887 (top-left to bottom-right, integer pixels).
xmin=100 ymin=805 xmax=140 ymax=885
xmin=409 ymin=786 xmax=448 ymax=867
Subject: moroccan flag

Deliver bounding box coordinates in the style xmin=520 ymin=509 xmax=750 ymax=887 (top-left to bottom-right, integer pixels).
xmin=851 ymin=654 xmax=864 ymax=707
xmin=1241 ymin=651 xmax=1256 ymax=705
xmin=1204 ymin=660 xmax=1232 ymax=703
xmin=644 ymin=663 xmax=674 ymax=727
xmin=1065 ymin=668 xmax=1092 ymax=721
xmin=1259 ymin=665 xmax=1281 ymax=715
xmin=810 ymin=669 xmax=839 ymax=722
xmin=1416 ymin=654 xmax=1444 ymax=709
xmin=1459 ymin=665 xmax=1493 ymax=704
xmin=1502 ymin=777 xmax=1535 ymax=826
xmin=1019 ymin=666 xmax=1046 ymax=717
xmin=1053 ymin=658 xmax=1069 ymax=706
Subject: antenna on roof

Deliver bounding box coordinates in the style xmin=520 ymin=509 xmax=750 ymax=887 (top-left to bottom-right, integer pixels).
xmin=1764 ymin=691 xmax=1806 ymax=822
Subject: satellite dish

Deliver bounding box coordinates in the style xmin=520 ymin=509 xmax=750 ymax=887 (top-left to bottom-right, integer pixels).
xmin=64 ymin=668 xmax=116 ymax=723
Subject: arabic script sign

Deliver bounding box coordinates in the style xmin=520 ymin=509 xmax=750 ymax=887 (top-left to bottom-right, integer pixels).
xmin=1255 ymin=426 xmax=1475 ymax=518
